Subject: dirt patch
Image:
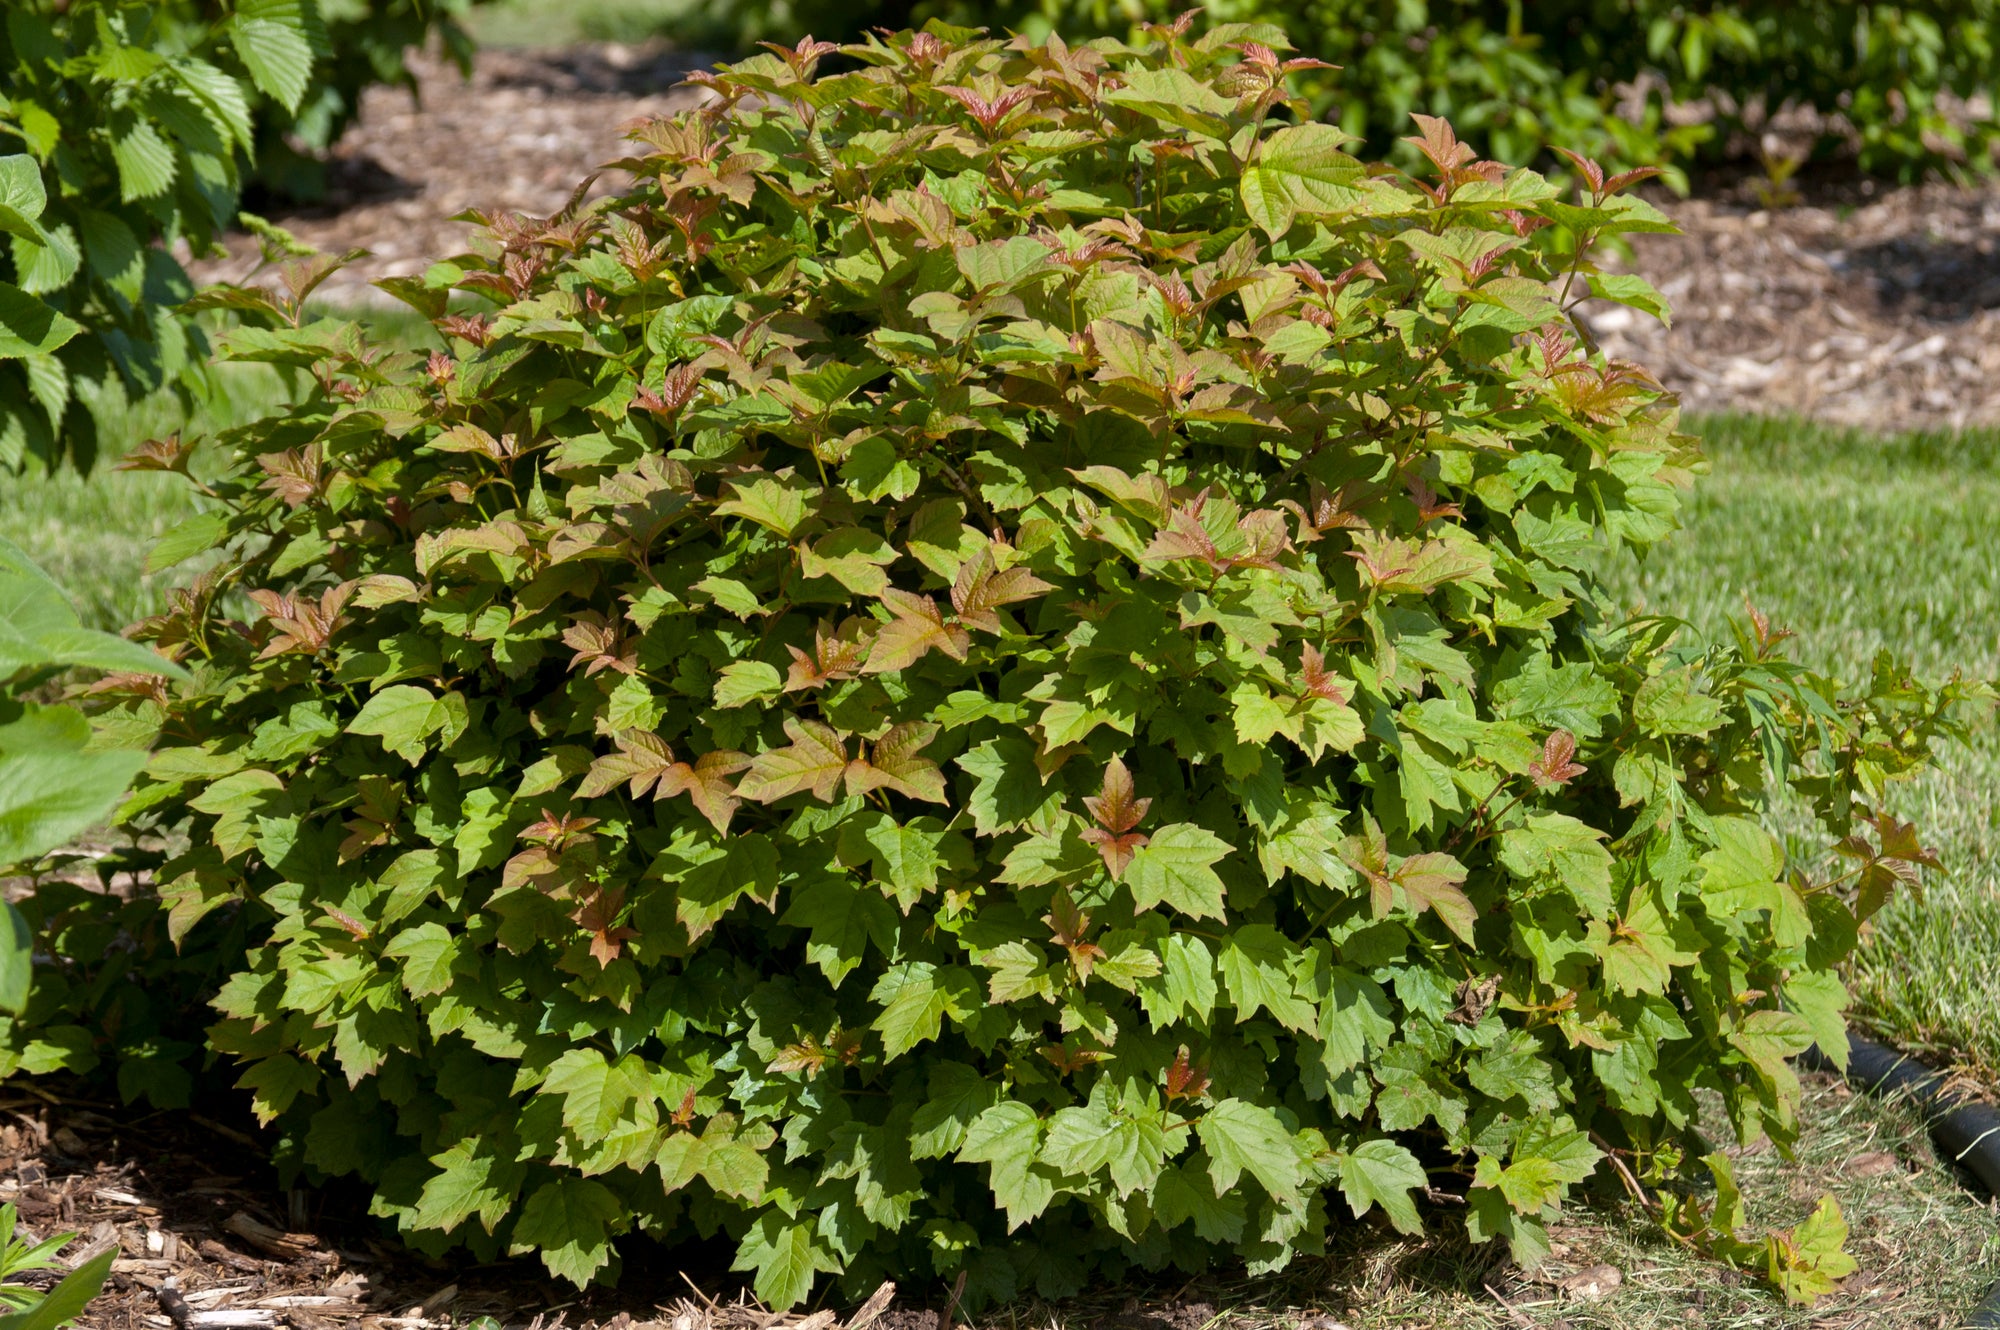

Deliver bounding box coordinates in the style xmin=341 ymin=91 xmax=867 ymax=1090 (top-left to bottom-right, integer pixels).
xmin=13 ymin=1068 xmax=1994 ymax=1330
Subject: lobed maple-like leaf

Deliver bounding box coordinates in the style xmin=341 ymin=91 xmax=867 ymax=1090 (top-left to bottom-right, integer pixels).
xmin=1080 ymin=756 xmax=1150 ymax=880
xmin=951 ymin=548 xmax=1052 ymax=633
xmin=865 ymin=589 xmax=970 ymax=673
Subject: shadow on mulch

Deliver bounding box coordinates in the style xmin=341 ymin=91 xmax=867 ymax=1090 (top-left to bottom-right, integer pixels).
xmin=22 ymin=1078 xmax=1352 ymax=1330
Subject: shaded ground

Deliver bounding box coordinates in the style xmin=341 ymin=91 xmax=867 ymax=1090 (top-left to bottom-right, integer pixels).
xmin=17 ymin=1069 xmax=1994 ymax=1330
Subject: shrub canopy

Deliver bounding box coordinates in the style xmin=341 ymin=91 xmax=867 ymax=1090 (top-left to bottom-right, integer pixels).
xmin=671 ymin=0 xmax=2000 ymax=183
xmin=69 ymin=21 xmax=1969 ymax=1307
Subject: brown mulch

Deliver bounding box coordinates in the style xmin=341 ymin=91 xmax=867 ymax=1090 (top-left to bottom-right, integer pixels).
xmin=1583 ymin=173 xmax=2000 ymax=430
xmin=16 ymin=1081 xmax=1237 ymax=1330
xmin=190 ymin=44 xmax=2000 ymax=432
xmin=189 ymin=45 xmax=715 ymax=306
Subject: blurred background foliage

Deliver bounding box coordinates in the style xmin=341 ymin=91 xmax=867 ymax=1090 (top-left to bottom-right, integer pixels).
xmin=0 ymin=0 xmax=482 ymax=472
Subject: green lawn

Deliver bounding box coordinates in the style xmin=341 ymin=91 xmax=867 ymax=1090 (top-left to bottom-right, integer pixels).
xmin=1592 ymin=413 xmax=2000 ymax=1086
xmin=467 ymin=0 xmax=705 ymax=47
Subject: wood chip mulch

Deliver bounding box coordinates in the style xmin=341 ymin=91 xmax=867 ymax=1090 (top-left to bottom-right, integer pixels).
xmin=189 ymin=44 xmax=714 ymax=308
xmin=3 ymin=1081 xmax=885 ymax=1330
xmin=1582 ymin=174 xmax=2000 ymax=430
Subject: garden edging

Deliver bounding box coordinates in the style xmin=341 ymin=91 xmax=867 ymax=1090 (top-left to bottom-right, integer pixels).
xmin=1804 ymin=1032 xmax=2000 ymax=1324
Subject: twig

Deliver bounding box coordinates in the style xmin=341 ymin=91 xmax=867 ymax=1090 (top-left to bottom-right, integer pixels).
xmin=157 ymin=1285 xmax=194 ymax=1330
xmin=1481 ymin=1284 xmax=1536 ymax=1330
xmin=932 ymin=1271 xmax=967 ymax=1330
xmin=678 ymin=1272 xmax=720 ymax=1309
xmin=1590 ymin=1131 xmax=1659 ymax=1213
xmin=192 ymin=1115 xmax=260 ymax=1149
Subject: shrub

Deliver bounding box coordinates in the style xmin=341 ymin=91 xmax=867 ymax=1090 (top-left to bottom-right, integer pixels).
xmin=666 ymin=1 xmax=2000 ymax=182
xmin=0 ymin=0 xmax=485 ymax=471
xmin=88 ymin=23 xmax=1971 ymax=1307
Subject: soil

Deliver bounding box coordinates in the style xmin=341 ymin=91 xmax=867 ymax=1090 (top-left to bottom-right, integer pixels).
xmin=4 ymin=1077 xmax=1310 ymax=1330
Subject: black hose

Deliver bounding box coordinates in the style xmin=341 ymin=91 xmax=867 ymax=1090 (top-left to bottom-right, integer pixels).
xmin=1801 ymin=1032 xmax=2000 ymax=1326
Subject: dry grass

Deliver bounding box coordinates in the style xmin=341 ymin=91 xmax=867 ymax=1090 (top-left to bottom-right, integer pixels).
xmin=933 ymin=1077 xmax=1999 ymax=1330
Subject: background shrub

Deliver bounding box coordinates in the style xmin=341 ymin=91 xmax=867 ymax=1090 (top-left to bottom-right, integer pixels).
xmin=0 ymin=0 xmax=484 ymax=472
xmin=0 ymin=536 xmax=193 ymax=1087
xmin=664 ymin=1 xmax=2000 ymax=183
xmin=71 ymin=23 xmax=1973 ymax=1308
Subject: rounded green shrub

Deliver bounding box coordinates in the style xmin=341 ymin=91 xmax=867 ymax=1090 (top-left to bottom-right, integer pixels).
xmin=91 ymin=22 xmax=1967 ymax=1306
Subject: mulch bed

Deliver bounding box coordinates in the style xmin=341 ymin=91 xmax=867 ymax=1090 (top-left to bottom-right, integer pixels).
xmin=15 ymin=1080 xmax=1237 ymax=1330
xmin=190 ymin=45 xmax=714 ymax=307
xmin=1584 ymin=171 xmax=2000 ymax=430
xmin=191 ymin=42 xmax=2000 ymax=433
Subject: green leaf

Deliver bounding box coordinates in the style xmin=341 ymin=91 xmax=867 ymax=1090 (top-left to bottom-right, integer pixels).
xmin=1218 ymin=924 xmax=1316 ymax=1033
xmin=145 ymin=511 xmax=229 ymax=574
xmin=1126 ymin=824 xmax=1231 ymax=919
xmin=956 ymin=735 xmax=1052 ymax=834
xmin=1241 ymin=124 xmax=1366 ymax=236
xmin=714 ymin=474 xmax=820 ymax=537
xmin=0 ymin=1249 xmax=113 ymax=1330
xmin=0 ymin=561 xmax=185 ymax=675
xmin=956 ymin=237 xmax=1053 ymax=292
xmin=714 ymin=660 xmax=783 ymax=708
xmin=413 ymin=1140 xmax=526 ymax=1234
xmin=869 ymin=962 xmax=977 ymax=1058
xmin=1153 ymin=1161 xmax=1247 ymax=1242
xmin=0 ymin=156 xmax=48 ymax=239
xmin=509 ymin=1177 xmax=623 ymax=1285
xmin=1103 ymin=66 xmax=1237 ymax=136
xmin=781 ymin=873 xmax=898 ymax=987
xmin=0 ymin=903 xmax=28 ymax=1015
xmin=230 ymin=9 xmax=314 ymax=112
xmin=1591 ymin=887 xmax=1699 ymax=996
xmin=0 ymin=282 xmax=79 ymax=359
xmin=1497 ymin=813 xmax=1614 ymax=917
xmin=1472 ymin=1120 xmax=1599 ymax=1214
xmin=383 ymin=923 xmax=458 ymax=997
xmin=1773 ymin=1196 xmax=1857 ymax=1306
xmin=959 ymin=1101 xmax=1055 ymax=1228
xmin=1586 ymin=272 xmax=1671 ymax=326
xmin=542 ymin=1048 xmax=640 ymax=1140
xmin=1333 ymin=1137 xmax=1427 ymax=1234
xmin=910 ymin=1064 xmax=1000 ymax=1159
xmin=673 ymin=832 xmax=779 ymax=941
xmin=109 ymin=118 xmax=176 ymax=202
xmin=0 ymin=748 xmax=146 ymax=871
xmin=1196 ymin=1099 xmax=1302 ymax=1201
xmin=348 ymin=685 xmax=461 ymax=764
xmin=1137 ymin=933 xmax=1218 ymax=1029
xmin=730 ymin=1213 xmax=838 ymax=1310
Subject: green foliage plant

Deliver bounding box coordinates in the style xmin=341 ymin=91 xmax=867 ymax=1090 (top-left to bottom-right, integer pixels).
xmin=91 ymin=21 xmax=1973 ymax=1308
xmin=0 ymin=0 xmax=485 ymax=471
xmin=668 ymin=1 xmax=2000 ymax=184
xmin=0 ymin=1200 xmax=113 ymax=1328
xmin=0 ymin=1204 xmax=113 ymax=1330
xmin=0 ymin=535 xmax=188 ymax=1017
